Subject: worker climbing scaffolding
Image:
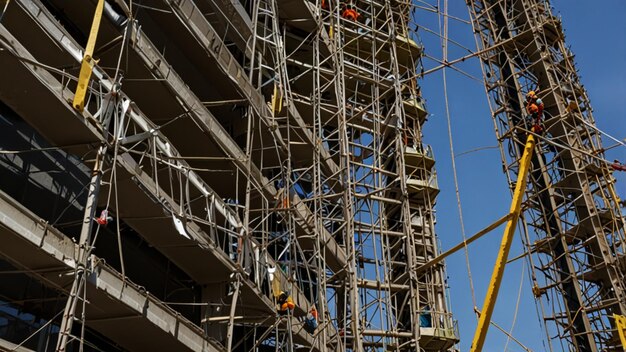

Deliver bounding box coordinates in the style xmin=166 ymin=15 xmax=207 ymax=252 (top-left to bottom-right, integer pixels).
xmin=277 ymin=291 xmax=295 ymax=315
xmin=525 ymin=90 xmax=544 ymax=133
xmin=303 ymin=306 xmax=319 ymax=333
xmin=341 ymin=2 xmax=361 ymax=21
xmin=611 ymin=160 xmax=626 ymax=172
xmin=320 ymin=0 xmax=361 ymax=21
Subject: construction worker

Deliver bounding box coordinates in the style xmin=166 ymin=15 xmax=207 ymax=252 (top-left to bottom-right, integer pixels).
xmin=274 ymin=177 xmax=291 ymax=209
xmin=611 ymin=160 xmax=626 ymax=172
xmin=419 ymin=305 xmax=432 ymax=327
xmin=304 ymin=306 xmax=319 ymax=333
xmin=277 ymin=291 xmax=295 ymax=314
xmin=526 ymin=90 xmax=544 ymax=132
xmin=341 ymin=3 xmax=360 ymax=22
xmin=321 ymin=0 xmax=330 ymax=10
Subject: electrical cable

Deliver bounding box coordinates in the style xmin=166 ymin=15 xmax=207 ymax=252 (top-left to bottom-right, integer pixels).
xmin=504 ymin=259 xmax=526 ymax=351
xmin=438 ymin=0 xmax=478 ymax=315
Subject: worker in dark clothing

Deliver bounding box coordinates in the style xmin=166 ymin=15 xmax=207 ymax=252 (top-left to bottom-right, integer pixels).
xmin=526 ymin=90 xmax=544 ymax=132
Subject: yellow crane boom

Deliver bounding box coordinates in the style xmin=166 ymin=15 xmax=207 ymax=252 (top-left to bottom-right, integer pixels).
xmin=615 ymin=314 xmax=626 ymax=347
xmin=470 ymin=133 xmax=536 ymax=351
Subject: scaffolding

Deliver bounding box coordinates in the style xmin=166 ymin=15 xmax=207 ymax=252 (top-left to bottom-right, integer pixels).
xmin=0 ymin=0 xmax=458 ymax=351
xmin=466 ymin=0 xmax=626 ymax=350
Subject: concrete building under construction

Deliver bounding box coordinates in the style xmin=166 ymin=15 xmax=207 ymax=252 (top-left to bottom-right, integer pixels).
xmin=0 ymin=0 xmax=623 ymax=351
xmin=0 ymin=0 xmax=458 ymax=350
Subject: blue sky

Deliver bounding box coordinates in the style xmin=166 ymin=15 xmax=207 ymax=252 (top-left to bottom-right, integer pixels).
xmin=416 ymin=2 xmax=626 ymax=351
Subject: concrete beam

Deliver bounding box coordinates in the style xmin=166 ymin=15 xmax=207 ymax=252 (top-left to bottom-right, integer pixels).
xmin=199 ymin=0 xmax=254 ymax=58
xmin=0 ymin=190 xmax=224 ymax=352
xmin=164 ymin=0 xmax=341 ymax=185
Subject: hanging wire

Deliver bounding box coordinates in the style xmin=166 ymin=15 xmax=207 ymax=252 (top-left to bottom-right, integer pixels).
xmin=503 ymin=258 xmax=526 ymax=351
xmin=437 ymin=0 xmax=478 ymax=314
xmin=10 ymin=309 xmax=65 ymax=351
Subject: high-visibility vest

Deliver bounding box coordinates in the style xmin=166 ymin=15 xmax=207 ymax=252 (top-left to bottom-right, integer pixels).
xmin=526 ymin=99 xmax=544 ymax=116
xmin=343 ymin=9 xmax=358 ymax=21
xmin=280 ymin=297 xmax=295 ymax=311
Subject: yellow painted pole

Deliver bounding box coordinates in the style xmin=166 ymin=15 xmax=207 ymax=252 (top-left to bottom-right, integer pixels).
xmin=470 ymin=133 xmax=536 ymax=352
xmin=72 ymin=0 xmax=105 ymax=112
xmin=615 ymin=314 xmax=626 ymax=347
xmin=416 ymin=213 xmax=513 ymax=275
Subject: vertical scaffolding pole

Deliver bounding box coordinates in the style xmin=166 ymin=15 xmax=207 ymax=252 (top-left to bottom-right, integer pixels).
xmin=55 ymin=145 xmax=106 ymax=352
xmin=56 ymin=89 xmax=118 ymax=352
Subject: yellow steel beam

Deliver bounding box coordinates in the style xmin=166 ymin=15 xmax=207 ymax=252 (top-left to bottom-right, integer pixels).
xmin=72 ymin=0 xmax=105 ymax=112
xmin=416 ymin=213 xmax=513 ymax=275
xmin=615 ymin=314 xmax=626 ymax=348
xmin=470 ymin=133 xmax=536 ymax=352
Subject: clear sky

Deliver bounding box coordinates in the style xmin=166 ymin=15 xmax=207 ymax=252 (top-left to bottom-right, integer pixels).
xmin=415 ymin=1 xmax=626 ymax=351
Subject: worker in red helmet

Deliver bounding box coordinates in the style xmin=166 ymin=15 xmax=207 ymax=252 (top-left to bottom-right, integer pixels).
xmin=341 ymin=3 xmax=361 ymax=21
xmin=526 ymin=90 xmax=544 ymax=133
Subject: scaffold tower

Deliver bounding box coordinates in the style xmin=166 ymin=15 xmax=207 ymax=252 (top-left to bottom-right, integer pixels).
xmin=466 ymin=0 xmax=626 ymax=350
